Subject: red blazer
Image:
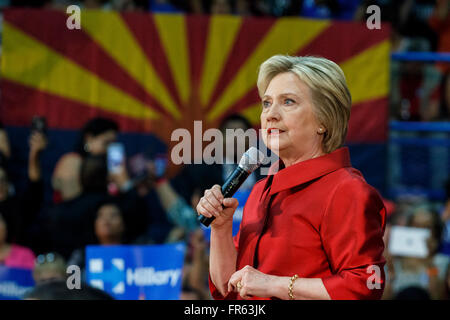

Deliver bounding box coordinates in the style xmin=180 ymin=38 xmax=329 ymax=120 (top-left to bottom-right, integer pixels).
xmin=209 ymin=147 xmax=386 ymax=300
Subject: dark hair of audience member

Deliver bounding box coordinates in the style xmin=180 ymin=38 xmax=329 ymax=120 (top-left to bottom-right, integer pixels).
xmin=80 ymin=154 xmax=108 ymax=194
xmin=219 ymin=114 xmax=253 ymax=132
xmin=75 ymin=117 xmax=119 ymax=156
xmin=23 ymin=280 xmax=114 ymax=300
xmin=93 ymin=198 xmax=128 ymax=244
xmin=394 ymin=286 xmax=431 ymax=300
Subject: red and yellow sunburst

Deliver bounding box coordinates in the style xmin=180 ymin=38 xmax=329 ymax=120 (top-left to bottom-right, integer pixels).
xmin=0 ymin=9 xmax=390 ymax=146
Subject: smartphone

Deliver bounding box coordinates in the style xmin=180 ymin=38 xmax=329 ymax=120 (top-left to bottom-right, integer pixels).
xmin=153 ymin=154 xmax=168 ymax=178
xmin=31 ymin=116 xmax=47 ymax=135
xmin=388 ymin=226 xmax=430 ymax=258
xmin=107 ymin=142 xmax=125 ymax=174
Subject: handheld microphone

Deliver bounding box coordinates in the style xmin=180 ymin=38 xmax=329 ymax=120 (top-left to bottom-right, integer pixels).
xmin=198 ymin=147 xmax=265 ymax=227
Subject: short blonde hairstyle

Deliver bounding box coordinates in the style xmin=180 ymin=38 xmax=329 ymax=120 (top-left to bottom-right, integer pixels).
xmin=257 ymin=55 xmax=352 ymax=154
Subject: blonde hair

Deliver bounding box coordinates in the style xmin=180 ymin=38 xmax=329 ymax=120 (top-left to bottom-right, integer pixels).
xmin=257 ymin=55 xmax=352 ymax=154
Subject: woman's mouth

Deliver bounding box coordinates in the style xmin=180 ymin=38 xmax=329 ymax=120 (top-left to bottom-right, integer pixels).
xmin=267 ymin=128 xmax=284 ymax=135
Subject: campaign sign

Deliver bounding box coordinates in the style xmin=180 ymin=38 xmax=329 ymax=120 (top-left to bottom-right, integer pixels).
xmin=0 ymin=266 xmax=35 ymax=300
xmin=86 ymin=243 xmax=186 ymax=300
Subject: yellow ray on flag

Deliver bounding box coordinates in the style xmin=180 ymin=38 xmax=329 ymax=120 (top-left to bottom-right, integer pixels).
xmin=340 ymin=40 xmax=390 ymax=105
xmin=81 ymin=10 xmax=181 ymax=119
xmin=1 ymin=22 xmax=159 ymax=120
xmin=153 ymin=14 xmax=191 ymax=105
xmin=199 ymin=15 xmax=242 ymax=108
xmin=207 ymin=17 xmax=330 ymax=122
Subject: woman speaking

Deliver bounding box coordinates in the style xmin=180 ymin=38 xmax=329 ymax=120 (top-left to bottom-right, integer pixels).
xmin=196 ymin=55 xmax=386 ymax=300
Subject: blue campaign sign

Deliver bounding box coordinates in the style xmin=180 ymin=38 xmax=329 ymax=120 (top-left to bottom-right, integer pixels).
xmin=85 ymin=243 xmax=186 ymax=300
xmin=0 ymin=266 xmax=35 ymax=300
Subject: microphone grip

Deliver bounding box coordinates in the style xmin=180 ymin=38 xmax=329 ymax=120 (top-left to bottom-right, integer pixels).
xmin=198 ymin=167 xmax=250 ymax=227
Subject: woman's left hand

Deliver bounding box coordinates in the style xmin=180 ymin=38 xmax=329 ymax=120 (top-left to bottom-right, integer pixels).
xmin=228 ymin=265 xmax=277 ymax=299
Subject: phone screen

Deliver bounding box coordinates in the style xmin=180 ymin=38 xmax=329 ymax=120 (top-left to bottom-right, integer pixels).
xmin=153 ymin=154 xmax=168 ymax=178
xmin=31 ymin=116 xmax=47 ymax=134
xmin=107 ymin=143 xmax=125 ymax=174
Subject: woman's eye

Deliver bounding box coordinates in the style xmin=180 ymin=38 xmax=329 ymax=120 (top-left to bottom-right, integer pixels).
xmin=284 ymin=98 xmax=295 ymax=105
xmin=262 ymin=100 xmax=271 ymax=108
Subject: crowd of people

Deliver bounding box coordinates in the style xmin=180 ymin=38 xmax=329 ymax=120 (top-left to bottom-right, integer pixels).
xmin=1 ymin=113 xmax=450 ymax=300
xmin=0 ymin=0 xmax=449 ymax=300
xmin=0 ymin=114 xmax=258 ymax=300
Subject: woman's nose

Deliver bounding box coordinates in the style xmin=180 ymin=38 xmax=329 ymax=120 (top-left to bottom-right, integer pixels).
xmin=265 ymin=103 xmax=281 ymax=121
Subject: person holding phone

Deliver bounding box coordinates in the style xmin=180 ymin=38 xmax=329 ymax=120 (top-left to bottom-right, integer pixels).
xmin=51 ymin=117 xmax=119 ymax=203
xmin=0 ymin=118 xmax=47 ymax=263
xmin=384 ymin=205 xmax=449 ymax=300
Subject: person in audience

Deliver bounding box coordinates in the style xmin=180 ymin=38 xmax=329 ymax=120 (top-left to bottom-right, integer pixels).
xmin=151 ymin=114 xmax=262 ymax=242
xmin=33 ymin=252 xmax=67 ymax=284
xmin=0 ymin=130 xmax=47 ymax=252
xmin=210 ymin=0 xmax=231 ymax=14
xmin=171 ymin=114 xmax=260 ymax=212
xmin=23 ymin=279 xmax=114 ymax=300
xmin=0 ymin=213 xmax=35 ymax=270
xmin=385 ymin=204 xmax=449 ymax=299
xmin=180 ymin=229 xmax=210 ymax=300
xmin=44 ymin=153 xmax=148 ymax=259
xmin=131 ymin=150 xmax=178 ymax=244
xmin=152 ymin=168 xmax=201 ymax=236
xmin=424 ymin=72 xmax=450 ymax=121
xmin=67 ymin=200 xmax=131 ymax=281
xmin=394 ymin=286 xmax=431 ymax=300
xmin=94 ymin=201 xmax=126 ymax=245
xmin=429 ymin=0 xmax=450 ymax=72
xmin=51 ymin=117 xmax=118 ymax=203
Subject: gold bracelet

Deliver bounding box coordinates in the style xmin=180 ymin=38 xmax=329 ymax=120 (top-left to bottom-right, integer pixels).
xmin=288 ymin=274 xmax=299 ymax=300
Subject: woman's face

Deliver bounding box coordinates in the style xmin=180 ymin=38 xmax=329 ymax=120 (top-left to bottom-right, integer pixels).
xmin=260 ymin=72 xmax=324 ymax=164
xmin=86 ymin=130 xmax=117 ymax=155
xmin=95 ymin=204 xmax=124 ymax=241
xmin=410 ymin=210 xmax=434 ymax=230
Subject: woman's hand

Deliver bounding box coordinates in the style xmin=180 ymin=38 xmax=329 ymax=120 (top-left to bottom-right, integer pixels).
xmin=196 ymin=184 xmax=238 ymax=229
xmin=228 ymin=265 xmax=280 ymax=300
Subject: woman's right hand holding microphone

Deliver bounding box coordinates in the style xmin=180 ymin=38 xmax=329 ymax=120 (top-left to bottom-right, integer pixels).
xmin=196 ymin=184 xmax=239 ymax=229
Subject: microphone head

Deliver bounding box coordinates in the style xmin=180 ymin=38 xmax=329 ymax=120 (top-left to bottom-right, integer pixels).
xmin=238 ymin=147 xmax=265 ymax=173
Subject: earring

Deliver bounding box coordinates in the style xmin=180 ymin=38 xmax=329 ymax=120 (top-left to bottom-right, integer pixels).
xmin=318 ymin=127 xmax=325 ymax=134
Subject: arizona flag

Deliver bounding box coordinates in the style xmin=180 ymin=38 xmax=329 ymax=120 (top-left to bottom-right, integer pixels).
xmin=0 ymin=9 xmax=390 ymax=145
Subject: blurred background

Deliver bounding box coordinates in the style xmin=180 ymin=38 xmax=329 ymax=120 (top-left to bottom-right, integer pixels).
xmin=0 ymin=0 xmax=449 ymax=300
